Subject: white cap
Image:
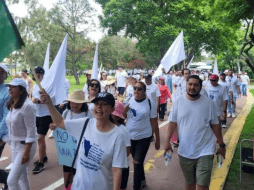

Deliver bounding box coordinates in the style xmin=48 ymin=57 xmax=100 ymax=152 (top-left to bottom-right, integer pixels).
xmin=5 ymin=78 xmax=27 ymax=88
xmin=224 ymin=70 xmax=228 ymax=73
xmin=131 ymin=75 xmax=140 ymax=80
xmin=0 ymin=63 xmax=8 ymax=73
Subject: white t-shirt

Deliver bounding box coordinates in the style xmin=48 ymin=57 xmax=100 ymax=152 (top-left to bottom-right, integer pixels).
xmin=169 ymin=95 xmax=219 ymax=159
xmin=115 ymin=71 xmax=127 ymax=88
xmin=218 ymin=80 xmax=232 ymax=94
xmin=126 ymin=85 xmax=134 ymax=100
xmin=118 ymin=124 xmax=131 ymax=168
xmin=205 ymin=84 xmax=228 ymax=116
xmin=178 ymin=79 xmax=187 ymax=95
xmin=63 ymin=109 xmax=93 ymax=120
xmin=241 ymin=75 xmax=249 ymax=85
xmin=100 ymin=80 xmax=107 ymax=92
xmin=126 ymin=97 xmax=157 ymax=140
xmin=146 ymin=83 xmax=160 ymax=105
xmin=226 ymin=76 xmax=240 ymax=95
xmin=32 ymin=85 xmax=51 ymax=117
xmin=65 ymin=118 xmax=127 ymax=190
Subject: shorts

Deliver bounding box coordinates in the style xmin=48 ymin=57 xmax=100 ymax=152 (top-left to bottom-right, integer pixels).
xmin=179 ymin=155 xmax=214 ymax=187
xmin=63 ymin=165 xmax=76 ymax=175
xmin=120 ymin=167 xmax=129 ymax=189
xmin=118 ymin=87 xmax=125 ymax=95
xmin=36 ymin=116 xmax=53 ymax=135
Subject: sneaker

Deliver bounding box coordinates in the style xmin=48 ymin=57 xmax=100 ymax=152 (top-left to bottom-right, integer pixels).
xmin=32 ymin=163 xmax=45 ymax=174
xmin=222 ymin=124 xmax=227 ymax=128
xmin=5 ymin=163 xmax=13 ymax=171
xmin=34 ymin=156 xmax=48 ymax=165
xmin=141 ymin=180 xmax=146 ymax=189
xmin=227 ymin=113 xmax=231 ymax=118
xmin=232 ymin=113 xmax=236 ymax=118
xmin=48 ymin=131 xmax=54 ymax=138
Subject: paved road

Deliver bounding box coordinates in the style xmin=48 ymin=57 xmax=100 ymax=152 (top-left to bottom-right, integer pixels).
xmin=0 ymin=96 xmax=247 ymax=190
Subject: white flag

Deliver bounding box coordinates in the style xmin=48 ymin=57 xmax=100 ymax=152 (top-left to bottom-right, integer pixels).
xmin=43 ymin=43 xmax=50 ymax=74
xmin=154 ymin=31 xmax=186 ymax=77
xmin=41 ymin=34 xmax=68 ymax=105
xmin=187 ymin=55 xmax=194 ymax=69
xmin=213 ymin=60 xmax=219 ymax=75
xmin=91 ymin=43 xmax=99 ymax=80
xmin=237 ymin=62 xmax=241 ymax=73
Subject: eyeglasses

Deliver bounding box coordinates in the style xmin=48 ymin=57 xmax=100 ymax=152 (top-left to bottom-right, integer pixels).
xmin=89 ymin=83 xmax=100 ymax=88
xmin=134 ymin=86 xmax=144 ymax=91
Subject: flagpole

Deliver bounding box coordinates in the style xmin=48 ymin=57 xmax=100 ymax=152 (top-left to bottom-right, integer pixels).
xmin=22 ymin=47 xmax=43 ymax=90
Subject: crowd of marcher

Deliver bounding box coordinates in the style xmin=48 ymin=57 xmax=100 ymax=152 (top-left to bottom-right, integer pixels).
xmin=0 ymin=63 xmax=251 ymax=190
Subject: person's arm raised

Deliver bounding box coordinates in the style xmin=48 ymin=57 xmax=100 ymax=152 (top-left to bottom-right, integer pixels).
xmin=39 ymin=89 xmax=65 ymax=130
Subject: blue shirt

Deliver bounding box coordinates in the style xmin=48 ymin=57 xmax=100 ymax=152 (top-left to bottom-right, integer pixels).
xmin=0 ymin=83 xmax=9 ymax=140
xmin=166 ymin=75 xmax=173 ymax=93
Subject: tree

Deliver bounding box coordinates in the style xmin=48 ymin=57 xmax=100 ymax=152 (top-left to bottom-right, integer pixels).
xmin=96 ymin=0 xmax=238 ymax=69
xmin=49 ymin=0 xmax=96 ymax=84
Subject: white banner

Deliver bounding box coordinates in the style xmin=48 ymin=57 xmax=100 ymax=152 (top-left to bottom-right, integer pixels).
xmin=91 ymin=43 xmax=99 ymax=80
xmin=43 ymin=43 xmax=50 ymax=74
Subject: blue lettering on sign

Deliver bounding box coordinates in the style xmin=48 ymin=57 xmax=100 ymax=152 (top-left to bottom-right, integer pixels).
xmin=58 ymin=146 xmax=72 ymax=157
xmin=56 ymin=130 xmax=68 ymax=143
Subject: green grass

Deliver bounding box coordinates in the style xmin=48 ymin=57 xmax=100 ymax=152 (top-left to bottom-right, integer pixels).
xmin=6 ymin=75 xmax=87 ymax=93
xmin=224 ymin=89 xmax=254 ymax=190
xmin=66 ymin=75 xmax=87 ymax=93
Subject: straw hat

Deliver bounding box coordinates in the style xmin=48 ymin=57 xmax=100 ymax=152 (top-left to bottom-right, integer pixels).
xmin=86 ymin=70 xmax=92 ymax=75
xmin=105 ymin=76 xmax=116 ymax=85
xmin=64 ymin=90 xmax=86 ymax=103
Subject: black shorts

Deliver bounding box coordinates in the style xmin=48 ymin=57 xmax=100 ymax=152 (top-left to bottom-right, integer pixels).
xmin=118 ymin=87 xmax=125 ymax=95
xmin=63 ymin=165 xmax=76 ymax=175
xmin=121 ymin=167 xmax=129 ymax=189
xmin=36 ymin=116 xmax=53 ymax=135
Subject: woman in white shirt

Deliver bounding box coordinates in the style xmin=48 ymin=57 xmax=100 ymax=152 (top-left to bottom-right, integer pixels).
xmin=4 ymin=78 xmax=37 ymax=190
xmin=100 ymin=72 xmax=108 ymax=92
xmin=85 ymin=79 xmax=101 ymax=117
xmin=123 ymin=81 xmax=160 ymax=190
xmin=40 ymin=91 xmax=127 ymax=190
xmin=50 ymin=90 xmax=93 ymax=190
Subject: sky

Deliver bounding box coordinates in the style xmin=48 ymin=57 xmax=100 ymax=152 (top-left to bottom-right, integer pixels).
xmin=8 ymin=0 xmax=105 ymax=42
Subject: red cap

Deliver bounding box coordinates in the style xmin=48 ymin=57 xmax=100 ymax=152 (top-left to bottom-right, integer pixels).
xmin=159 ymin=77 xmax=165 ymax=80
xmin=210 ymin=74 xmax=219 ymax=80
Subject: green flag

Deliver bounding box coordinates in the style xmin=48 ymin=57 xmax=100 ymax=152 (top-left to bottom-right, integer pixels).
xmin=0 ymin=0 xmax=25 ymax=61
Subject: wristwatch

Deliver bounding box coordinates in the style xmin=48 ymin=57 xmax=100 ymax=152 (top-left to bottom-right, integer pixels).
xmin=219 ymin=143 xmax=226 ymax=148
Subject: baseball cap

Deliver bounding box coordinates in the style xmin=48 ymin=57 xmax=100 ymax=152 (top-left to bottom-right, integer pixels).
xmin=0 ymin=63 xmax=8 ymax=73
xmin=210 ymin=74 xmax=219 ymax=80
xmin=144 ymin=74 xmax=152 ymax=79
xmin=224 ymin=70 xmax=228 ymax=73
xmin=34 ymin=66 xmax=45 ymax=75
xmin=91 ymin=92 xmax=115 ymax=108
xmin=159 ymin=77 xmax=165 ymax=80
xmin=131 ymin=75 xmax=139 ymax=80
xmin=5 ymin=78 xmax=27 ymax=88
xmin=112 ymin=101 xmax=125 ymax=119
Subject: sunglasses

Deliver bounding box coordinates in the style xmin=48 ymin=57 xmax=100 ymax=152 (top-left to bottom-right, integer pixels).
xmin=134 ymin=86 xmax=144 ymax=91
xmin=89 ymin=83 xmax=100 ymax=88
xmin=210 ymin=80 xmax=217 ymax=82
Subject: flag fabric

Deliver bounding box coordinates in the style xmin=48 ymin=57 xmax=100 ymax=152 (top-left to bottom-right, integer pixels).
xmin=213 ymin=60 xmax=219 ymax=75
xmin=154 ymin=31 xmax=186 ymax=77
xmin=98 ymin=63 xmax=102 ymax=79
xmin=91 ymin=43 xmax=99 ymax=80
xmin=43 ymin=43 xmax=50 ymax=74
xmin=237 ymin=62 xmax=241 ymax=73
xmin=33 ymin=35 xmax=68 ymax=105
xmin=0 ymin=0 xmax=25 ymax=61
xmin=187 ymin=55 xmax=194 ymax=69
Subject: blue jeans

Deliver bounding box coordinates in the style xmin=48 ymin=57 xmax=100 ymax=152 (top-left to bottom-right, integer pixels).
xmin=227 ymin=95 xmax=236 ymax=114
xmin=242 ymin=84 xmax=247 ymax=95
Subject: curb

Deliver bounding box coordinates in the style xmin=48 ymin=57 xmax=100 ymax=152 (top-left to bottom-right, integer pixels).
xmin=210 ymin=90 xmax=254 ymax=190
